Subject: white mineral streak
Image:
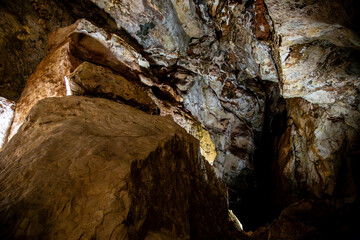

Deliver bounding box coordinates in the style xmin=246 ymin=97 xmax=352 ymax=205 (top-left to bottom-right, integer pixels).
xmin=0 ymin=97 xmax=15 ymax=150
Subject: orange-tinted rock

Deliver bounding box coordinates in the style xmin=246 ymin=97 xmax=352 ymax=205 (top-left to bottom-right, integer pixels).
xmin=68 ymin=61 xmax=157 ymax=114
xmin=0 ymin=0 xmax=75 ymax=101
xmin=0 ymin=96 xmax=250 ymax=240
xmin=8 ymin=42 xmax=81 ymax=140
xmin=253 ymin=0 xmax=271 ymax=40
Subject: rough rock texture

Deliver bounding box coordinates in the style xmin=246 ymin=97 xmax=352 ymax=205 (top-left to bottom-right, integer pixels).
xmin=0 ymin=0 xmax=75 ymax=101
xmin=174 ymin=0 xmax=281 ymax=187
xmin=265 ymin=0 xmax=360 ymax=208
xmin=6 ymin=17 xmax=217 ymax=164
xmin=0 ymin=97 xmax=15 ymax=150
xmin=0 ymin=96 xmax=249 ymax=240
xmin=87 ymin=0 xmax=205 ymax=51
xmin=275 ymin=98 xmax=359 ymax=204
xmin=1 ymin=0 xmax=359 ymax=237
xmin=8 ymin=42 xmax=81 ymax=140
xmin=68 ymin=61 xmax=157 ymax=114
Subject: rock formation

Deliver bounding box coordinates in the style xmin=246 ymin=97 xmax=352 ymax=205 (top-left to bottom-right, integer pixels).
xmin=0 ymin=0 xmax=359 ymax=239
xmin=0 ymin=96 xmax=247 ymax=239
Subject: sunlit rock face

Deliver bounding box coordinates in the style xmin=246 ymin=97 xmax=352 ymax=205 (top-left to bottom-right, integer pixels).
xmin=0 ymin=96 xmax=248 ymax=240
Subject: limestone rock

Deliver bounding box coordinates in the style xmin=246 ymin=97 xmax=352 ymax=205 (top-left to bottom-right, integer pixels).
xmin=265 ymin=0 xmax=360 ymax=104
xmin=0 ymin=97 xmax=15 ymax=150
xmin=68 ymin=61 xmax=157 ymax=114
xmin=0 ymin=0 xmax=75 ymax=101
xmin=50 ymin=19 xmax=150 ymax=80
xmin=8 ymin=42 xmax=81 ymax=140
xmin=275 ymin=98 xmax=359 ymax=204
xmin=0 ymin=96 xmax=250 ymax=240
xmin=264 ymin=0 xmax=360 ymax=215
xmin=87 ymin=0 xmax=206 ymax=51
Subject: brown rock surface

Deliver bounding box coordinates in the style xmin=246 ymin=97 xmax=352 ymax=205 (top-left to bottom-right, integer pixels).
xmin=8 ymin=42 xmax=81 ymax=140
xmin=253 ymin=0 xmax=271 ymax=40
xmin=68 ymin=61 xmax=157 ymax=114
xmin=275 ymin=98 xmax=359 ymax=204
xmin=0 ymin=96 xmax=249 ymax=240
xmin=0 ymin=0 xmax=75 ymax=100
xmin=1 ymin=0 xmax=359 ymax=236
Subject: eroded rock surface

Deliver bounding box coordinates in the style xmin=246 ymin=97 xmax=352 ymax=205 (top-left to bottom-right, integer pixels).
xmin=0 ymin=0 xmax=75 ymax=101
xmin=0 ymin=96 xmax=249 ymax=240
xmin=1 ymin=0 xmax=359 ymax=237
xmin=68 ymin=61 xmax=157 ymax=114
xmin=275 ymin=98 xmax=360 ymax=205
xmin=8 ymin=42 xmax=81 ymax=140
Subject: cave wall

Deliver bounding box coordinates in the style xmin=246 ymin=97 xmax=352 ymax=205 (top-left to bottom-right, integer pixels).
xmin=0 ymin=0 xmax=359 ymax=238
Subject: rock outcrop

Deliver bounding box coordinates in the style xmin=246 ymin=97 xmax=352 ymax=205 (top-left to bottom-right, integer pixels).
xmin=68 ymin=61 xmax=157 ymax=114
xmin=275 ymin=98 xmax=359 ymax=205
xmin=0 ymin=96 xmax=248 ymax=240
xmin=0 ymin=0 xmax=359 ymax=238
xmin=266 ymin=0 xmax=360 ymax=208
xmin=0 ymin=0 xmax=76 ymax=101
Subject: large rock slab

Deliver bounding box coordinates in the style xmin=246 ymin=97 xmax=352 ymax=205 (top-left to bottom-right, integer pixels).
xmin=8 ymin=18 xmax=151 ymax=140
xmin=0 ymin=96 xmax=249 ymax=240
xmin=49 ymin=19 xmax=150 ymax=80
xmin=68 ymin=61 xmax=157 ymax=114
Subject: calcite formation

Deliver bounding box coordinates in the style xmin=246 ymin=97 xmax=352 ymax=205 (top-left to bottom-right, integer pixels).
xmin=0 ymin=97 xmax=15 ymax=150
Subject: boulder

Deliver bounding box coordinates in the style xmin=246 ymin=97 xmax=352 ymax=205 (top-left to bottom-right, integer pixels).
xmin=0 ymin=96 xmax=249 ymax=240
